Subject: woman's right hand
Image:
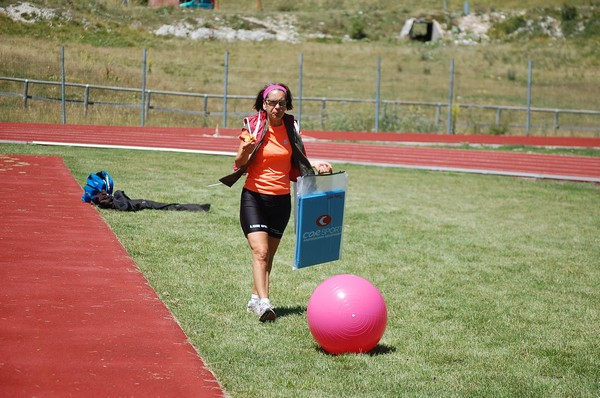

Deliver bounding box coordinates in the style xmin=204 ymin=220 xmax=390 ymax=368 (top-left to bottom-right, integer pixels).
xmin=235 ymin=132 xmax=256 ymax=168
xmin=241 ymin=137 xmax=256 ymax=153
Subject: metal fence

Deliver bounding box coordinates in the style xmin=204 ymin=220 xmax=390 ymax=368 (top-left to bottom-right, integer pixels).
xmin=1 ymin=75 xmax=600 ymax=136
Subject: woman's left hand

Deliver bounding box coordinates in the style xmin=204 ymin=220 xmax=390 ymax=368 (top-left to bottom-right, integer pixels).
xmin=312 ymin=161 xmax=333 ymax=174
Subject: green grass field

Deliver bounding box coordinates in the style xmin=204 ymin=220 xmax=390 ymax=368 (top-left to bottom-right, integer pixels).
xmin=2 ymin=142 xmax=599 ymax=397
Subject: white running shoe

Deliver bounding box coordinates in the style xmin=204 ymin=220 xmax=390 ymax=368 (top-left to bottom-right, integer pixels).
xmin=257 ymin=300 xmax=276 ymax=322
xmin=247 ymin=298 xmax=260 ymax=314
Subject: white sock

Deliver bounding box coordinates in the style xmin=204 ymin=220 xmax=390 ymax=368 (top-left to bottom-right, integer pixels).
xmin=250 ymin=294 xmax=259 ymax=302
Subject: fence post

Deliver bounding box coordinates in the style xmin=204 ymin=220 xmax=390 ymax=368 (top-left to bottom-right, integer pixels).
xmin=203 ymin=94 xmax=208 ymax=117
xmin=375 ymin=56 xmax=381 ymax=133
xmin=495 ymin=108 xmax=502 ymax=125
xmin=84 ymin=84 xmax=89 ymax=116
xmin=320 ymin=99 xmax=326 ymax=130
xmin=526 ymin=60 xmax=532 ymax=136
xmin=447 ymin=58 xmax=455 ymax=134
xmin=145 ymin=90 xmax=152 ymax=121
xmin=298 ymin=52 xmax=303 ymax=131
xmin=22 ymin=80 xmax=29 ymax=109
xmin=141 ymin=48 xmax=147 ymax=127
xmin=223 ymin=50 xmax=229 ymax=128
xmin=382 ymin=102 xmax=387 ymax=121
xmin=61 ymin=46 xmax=66 ymax=125
xmin=553 ymin=111 xmax=559 ymax=134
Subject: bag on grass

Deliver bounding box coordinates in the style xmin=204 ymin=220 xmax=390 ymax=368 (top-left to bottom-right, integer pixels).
xmin=81 ymin=170 xmax=114 ymax=202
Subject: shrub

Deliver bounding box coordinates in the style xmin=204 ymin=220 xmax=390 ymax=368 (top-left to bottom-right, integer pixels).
xmin=582 ymin=10 xmax=600 ymax=38
xmin=349 ymin=18 xmax=367 ymax=40
xmin=489 ymin=123 xmax=510 ymax=135
xmin=490 ymin=16 xmax=527 ymax=38
xmin=560 ymin=4 xmax=577 ymax=22
xmin=507 ymin=68 xmax=517 ymax=81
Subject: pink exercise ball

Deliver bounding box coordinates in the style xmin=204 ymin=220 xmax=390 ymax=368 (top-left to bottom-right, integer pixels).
xmin=307 ymin=274 xmax=387 ymax=355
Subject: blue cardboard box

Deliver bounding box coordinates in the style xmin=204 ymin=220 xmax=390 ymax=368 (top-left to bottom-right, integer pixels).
xmin=294 ymin=189 xmax=345 ymax=269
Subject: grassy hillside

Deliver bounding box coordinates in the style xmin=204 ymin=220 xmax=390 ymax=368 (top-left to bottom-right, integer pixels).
xmin=0 ymin=0 xmax=599 ymax=135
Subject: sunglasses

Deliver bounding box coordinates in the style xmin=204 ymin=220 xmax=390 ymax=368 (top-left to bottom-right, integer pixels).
xmin=265 ymin=99 xmax=287 ymax=108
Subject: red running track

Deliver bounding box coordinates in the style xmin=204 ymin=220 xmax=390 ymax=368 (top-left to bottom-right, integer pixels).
xmin=0 ymin=154 xmax=224 ymax=397
xmin=1 ymin=122 xmax=600 ymax=182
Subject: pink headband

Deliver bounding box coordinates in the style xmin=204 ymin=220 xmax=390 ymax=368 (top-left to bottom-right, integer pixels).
xmin=263 ymin=85 xmax=287 ymax=99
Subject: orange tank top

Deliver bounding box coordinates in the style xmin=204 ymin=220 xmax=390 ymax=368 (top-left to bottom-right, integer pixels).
xmin=244 ymin=123 xmax=292 ymax=195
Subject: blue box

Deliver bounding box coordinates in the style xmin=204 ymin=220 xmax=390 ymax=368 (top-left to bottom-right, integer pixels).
xmin=294 ymin=189 xmax=345 ymax=269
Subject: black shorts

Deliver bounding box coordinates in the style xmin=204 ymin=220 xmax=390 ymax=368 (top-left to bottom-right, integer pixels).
xmin=240 ymin=188 xmax=291 ymax=239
